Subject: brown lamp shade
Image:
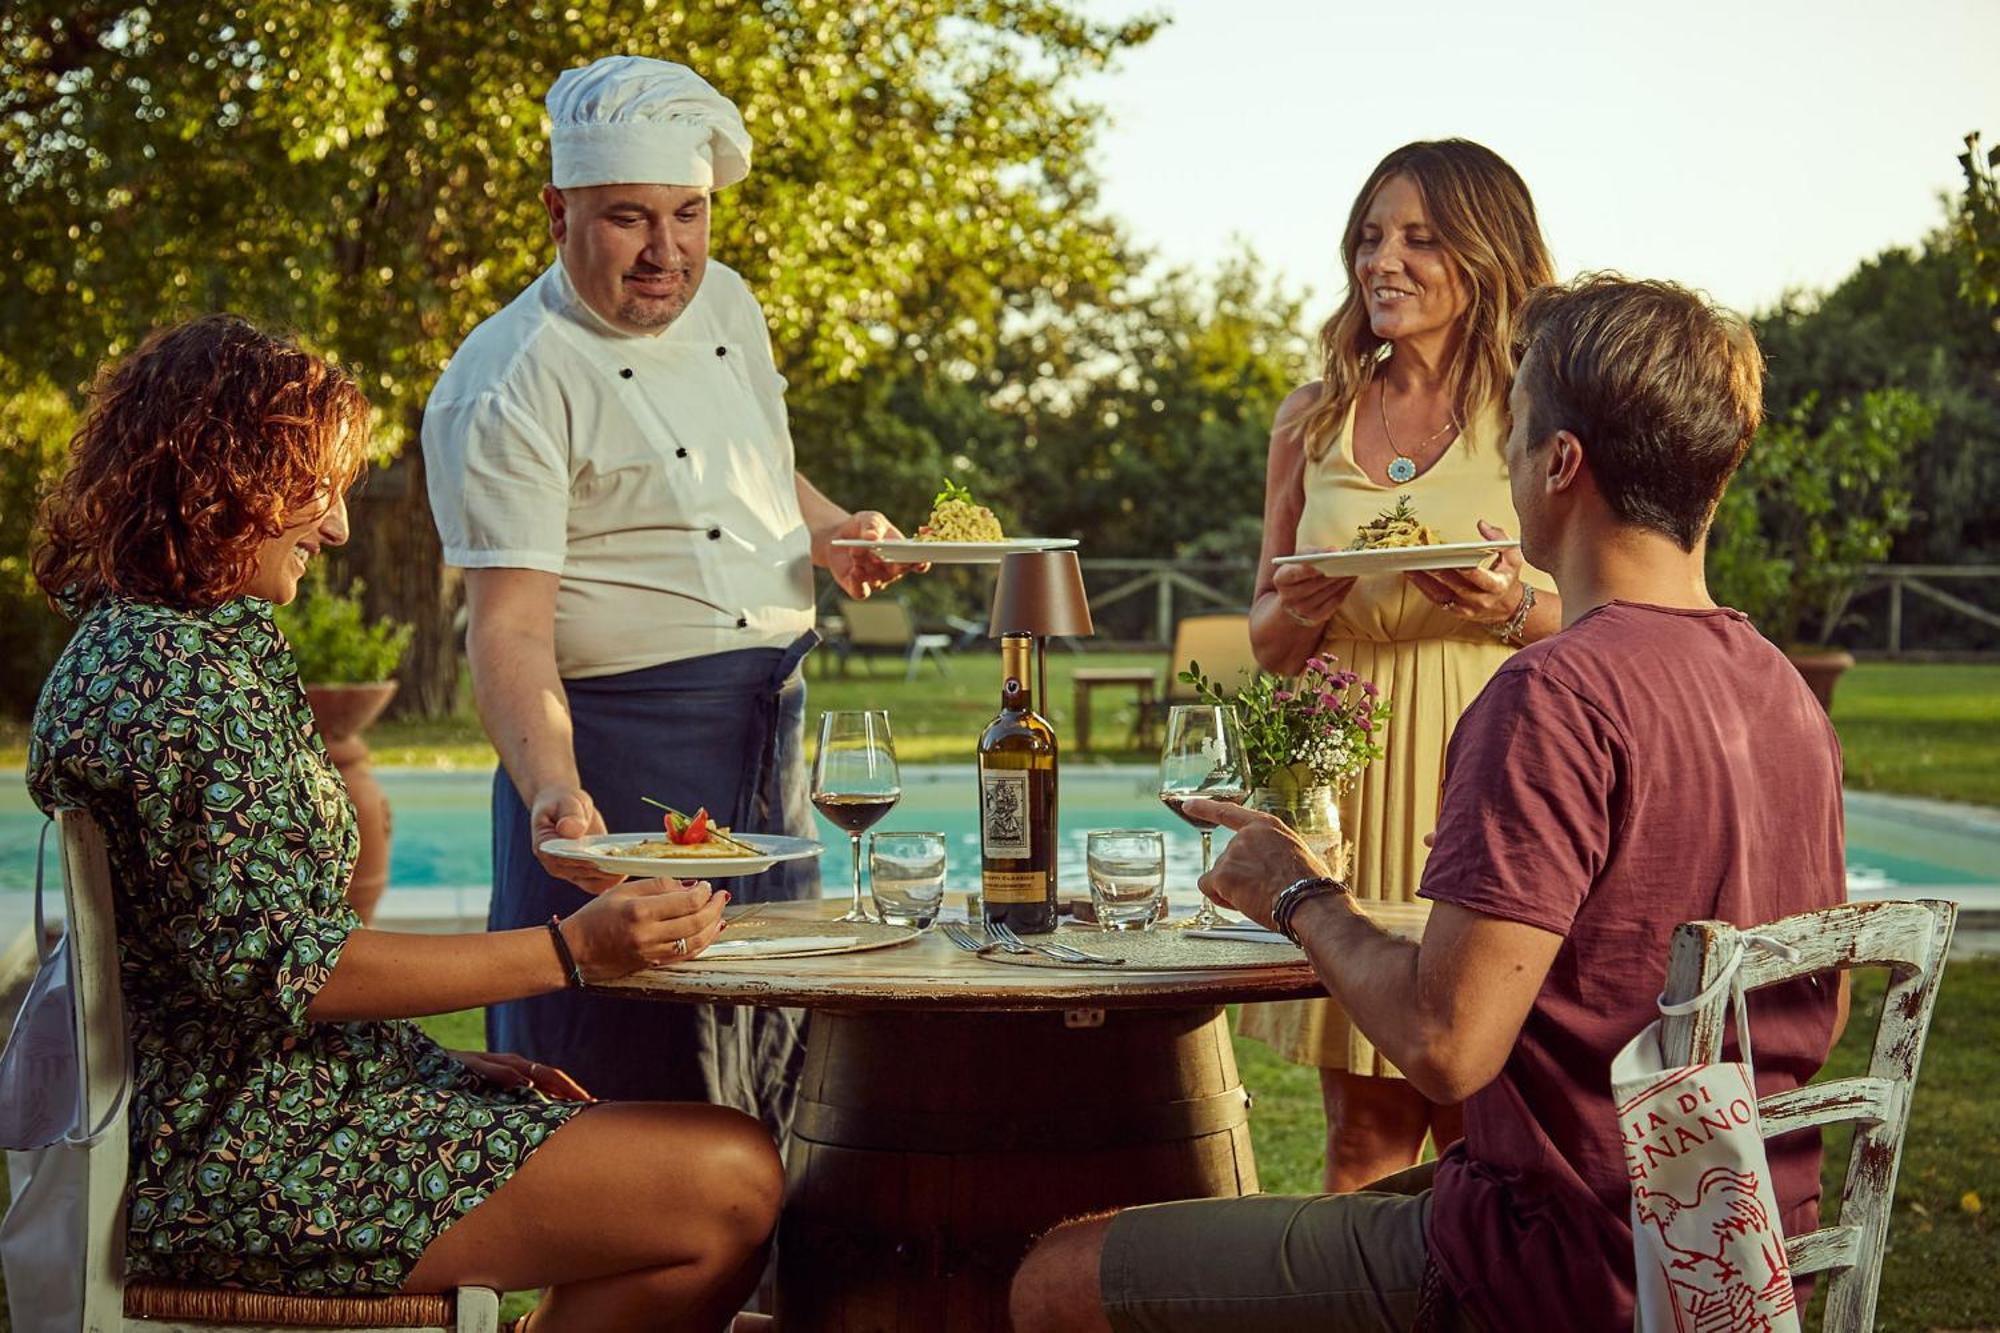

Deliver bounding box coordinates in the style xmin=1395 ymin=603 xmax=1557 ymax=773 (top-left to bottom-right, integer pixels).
xmin=989 ymin=549 xmax=1095 ymax=638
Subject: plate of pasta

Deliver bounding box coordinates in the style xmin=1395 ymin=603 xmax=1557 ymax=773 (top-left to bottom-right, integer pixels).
xmin=1272 ymin=496 xmax=1516 ymax=574
xmin=832 ymin=481 xmax=1077 ymax=563
xmin=540 ymin=831 xmax=823 ymax=879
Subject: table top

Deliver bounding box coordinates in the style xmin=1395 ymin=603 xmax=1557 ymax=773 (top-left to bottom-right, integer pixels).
xmin=595 ymin=897 xmax=1430 ymax=1012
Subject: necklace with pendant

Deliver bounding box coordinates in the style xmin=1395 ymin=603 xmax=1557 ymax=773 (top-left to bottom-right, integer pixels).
xmin=1377 ymin=383 xmax=1460 ymax=484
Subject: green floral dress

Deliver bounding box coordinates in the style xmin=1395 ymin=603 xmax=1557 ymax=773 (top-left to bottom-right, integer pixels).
xmin=27 ymin=596 xmax=584 ymax=1293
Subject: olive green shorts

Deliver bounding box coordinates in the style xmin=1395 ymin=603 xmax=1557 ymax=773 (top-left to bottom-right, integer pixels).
xmin=1099 ymin=1162 xmax=1475 ymax=1333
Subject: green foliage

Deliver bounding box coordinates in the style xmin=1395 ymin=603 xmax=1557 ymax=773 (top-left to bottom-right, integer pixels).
xmin=1706 ymin=389 xmax=1931 ymax=647
xmin=1956 ymin=131 xmax=2000 ymax=311
xmin=0 ymin=357 xmax=78 ymax=712
xmin=1753 ymin=153 xmax=2000 ymax=575
xmin=272 ymin=567 xmax=414 ymax=683
xmin=1177 ymin=655 xmax=1389 ymax=794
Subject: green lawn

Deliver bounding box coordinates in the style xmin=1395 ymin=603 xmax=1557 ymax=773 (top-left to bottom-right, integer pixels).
xmin=1829 ymin=662 xmax=2000 ymax=806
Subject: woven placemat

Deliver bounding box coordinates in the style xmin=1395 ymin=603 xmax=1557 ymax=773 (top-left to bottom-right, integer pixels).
xmin=973 ymin=924 xmax=1304 ymax=971
xmin=701 ymin=910 xmax=918 ymax=959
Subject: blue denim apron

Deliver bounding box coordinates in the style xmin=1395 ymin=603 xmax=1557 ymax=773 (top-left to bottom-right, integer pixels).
xmin=486 ymin=632 xmax=818 ymax=1142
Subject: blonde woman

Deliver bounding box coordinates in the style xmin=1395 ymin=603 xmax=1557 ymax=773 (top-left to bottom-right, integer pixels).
xmin=1239 ymin=140 xmax=1561 ymax=1191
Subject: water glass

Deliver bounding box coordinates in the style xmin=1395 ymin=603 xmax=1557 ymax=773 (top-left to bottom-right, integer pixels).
xmin=869 ymin=831 xmax=948 ymax=928
xmin=1086 ymin=829 xmax=1166 ymax=931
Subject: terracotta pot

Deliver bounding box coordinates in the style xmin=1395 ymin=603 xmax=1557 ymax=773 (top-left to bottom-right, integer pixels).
xmin=303 ymin=682 xmax=399 ymax=925
xmin=1783 ymin=648 xmax=1855 ymax=714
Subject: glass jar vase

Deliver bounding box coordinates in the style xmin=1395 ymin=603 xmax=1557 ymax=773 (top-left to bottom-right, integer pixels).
xmin=1247 ymin=782 xmax=1346 ymax=875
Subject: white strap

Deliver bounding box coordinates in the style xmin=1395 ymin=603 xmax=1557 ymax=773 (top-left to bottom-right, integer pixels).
xmin=1656 ymin=931 xmax=1802 ymax=1072
xmin=32 ymin=819 xmax=54 ymax=968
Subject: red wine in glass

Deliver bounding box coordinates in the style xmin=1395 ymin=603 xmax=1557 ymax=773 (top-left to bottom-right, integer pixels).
xmin=812 ymin=793 xmax=899 ymax=835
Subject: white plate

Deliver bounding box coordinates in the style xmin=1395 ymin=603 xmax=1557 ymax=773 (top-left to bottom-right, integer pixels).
xmin=1272 ymin=539 xmax=1518 ymax=576
xmin=539 ymin=832 xmax=823 ymax=879
xmin=830 ymin=537 xmax=1079 ymax=564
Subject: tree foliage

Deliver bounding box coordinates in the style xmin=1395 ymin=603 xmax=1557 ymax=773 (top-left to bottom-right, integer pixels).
xmin=0 ymin=0 xmax=1166 ymax=711
xmin=1706 ymin=389 xmax=1931 ymax=647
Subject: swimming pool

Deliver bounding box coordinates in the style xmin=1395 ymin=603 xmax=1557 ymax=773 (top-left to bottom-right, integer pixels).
xmin=5 ymin=766 xmax=1995 ymax=913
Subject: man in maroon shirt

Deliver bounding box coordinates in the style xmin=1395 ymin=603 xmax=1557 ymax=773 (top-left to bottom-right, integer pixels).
xmin=1011 ymin=274 xmax=1848 ymax=1333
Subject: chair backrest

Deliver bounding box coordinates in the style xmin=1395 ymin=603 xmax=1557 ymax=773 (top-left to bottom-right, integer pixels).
xmin=839 ymin=598 xmax=915 ymax=649
xmin=57 ymin=808 xmax=132 ymax=1332
xmin=1658 ymin=898 xmax=1957 ymax=1333
xmin=1165 ymin=613 xmax=1257 ymax=701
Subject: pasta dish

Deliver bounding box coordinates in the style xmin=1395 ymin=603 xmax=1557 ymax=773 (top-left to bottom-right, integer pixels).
xmin=916 ymin=479 xmax=1005 ymax=542
xmin=1347 ymin=496 xmax=1438 ymax=551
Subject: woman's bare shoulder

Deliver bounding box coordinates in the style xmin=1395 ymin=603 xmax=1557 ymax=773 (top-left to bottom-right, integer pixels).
xmin=1270 ymin=381 xmax=1325 ymax=448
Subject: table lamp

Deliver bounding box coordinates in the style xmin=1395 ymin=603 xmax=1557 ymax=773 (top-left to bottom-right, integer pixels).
xmin=989 ymin=549 xmax=1095 ymax=713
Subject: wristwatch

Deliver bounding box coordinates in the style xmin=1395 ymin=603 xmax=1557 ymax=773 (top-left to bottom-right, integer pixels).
xmin=1271 ymin=875 xmax=1349 ymax=946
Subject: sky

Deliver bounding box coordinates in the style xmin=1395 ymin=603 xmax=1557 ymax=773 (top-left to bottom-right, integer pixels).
xmin=1075 ymin=0 xmax=1998 ymax=317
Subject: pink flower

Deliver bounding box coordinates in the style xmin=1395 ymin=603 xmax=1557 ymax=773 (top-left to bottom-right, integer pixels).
xmin=1359 ymin=715 xmax=1374 ymax=733
xmin=1361 ymin=681 xmax=1379 ymax=697
xmin=1304 ymin=655 xmax=1329 ymax=674
xmin=1274 ymin=689 xmax=1294 ymax=703
xmin=1318 ymin=690 xmax=1337 ymax=708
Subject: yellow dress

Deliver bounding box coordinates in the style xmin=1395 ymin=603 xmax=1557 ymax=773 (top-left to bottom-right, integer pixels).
xmin=1236 ymin=397 xmax=1553 ymax=1076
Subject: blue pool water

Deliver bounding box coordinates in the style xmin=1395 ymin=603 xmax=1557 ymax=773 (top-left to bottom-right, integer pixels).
xmin=3 ymin=767 xmax=1994 ymax=909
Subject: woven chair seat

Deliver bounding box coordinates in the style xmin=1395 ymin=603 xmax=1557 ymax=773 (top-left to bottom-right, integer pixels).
xmin=124 ymin=1280 xmax=456 ymax=1327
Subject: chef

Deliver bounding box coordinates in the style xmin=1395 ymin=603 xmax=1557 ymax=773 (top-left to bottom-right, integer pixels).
xmin=423 ymin=54 xmax=915 ymax=1138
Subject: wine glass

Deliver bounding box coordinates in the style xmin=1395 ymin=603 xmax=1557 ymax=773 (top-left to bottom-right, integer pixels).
xmin=1158 ymin=704 xmax=1251 ymax=929
xmin=810 ymin=710 xmax=902 ymax=924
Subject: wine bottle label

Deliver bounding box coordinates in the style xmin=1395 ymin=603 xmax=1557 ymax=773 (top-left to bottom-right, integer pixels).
xmin=984 ymin=870 xmax=1047 ymax=903
xmin=979 ymin=770 xmax=1031 ymax=858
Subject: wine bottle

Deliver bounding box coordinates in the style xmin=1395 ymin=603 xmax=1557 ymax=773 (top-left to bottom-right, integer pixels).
xmin=977 ymin=632 xmax=1058 ymax=933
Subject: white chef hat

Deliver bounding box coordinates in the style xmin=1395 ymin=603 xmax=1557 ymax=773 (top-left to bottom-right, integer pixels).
xmin=546 ymin=56 xmax=751 ymax=190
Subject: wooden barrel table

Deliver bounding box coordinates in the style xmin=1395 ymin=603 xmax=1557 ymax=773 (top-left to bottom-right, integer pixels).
xmin=600 ymin=898 xmax=1430 ymax=1330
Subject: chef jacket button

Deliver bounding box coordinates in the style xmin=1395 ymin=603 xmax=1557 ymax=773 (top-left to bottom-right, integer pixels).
xmin=736 ymin=616 xmax=749 ymax=629
xmin=715 ymin=346 xmax=727 ymax=357
xmin=619 ymin=367 xmax=634 ymax=379
xmin=707 ymin=527 xmax=722 ymax=540
xmin=676 ymin=447 xmax=688 ymax=458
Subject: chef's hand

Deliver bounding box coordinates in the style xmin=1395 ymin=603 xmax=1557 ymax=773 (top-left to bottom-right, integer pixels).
xmin=1182 ymin=798 xmax=1333 ymax=931
xmin=530 ymin=784 xmax=626 ymax=893
xmin=1406 ymin=520 xmax=1525 ymax=627
xmin=817 ymin=510 xmax=927 ymax=598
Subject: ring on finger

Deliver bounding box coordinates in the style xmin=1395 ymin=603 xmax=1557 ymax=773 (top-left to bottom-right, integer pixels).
xmin=673 ymin=936 xmax=688 ymax=958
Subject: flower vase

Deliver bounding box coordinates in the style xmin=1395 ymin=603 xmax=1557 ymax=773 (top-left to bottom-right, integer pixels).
xmin=303 ymin=682 xmax=398 ymax=925
xmin=1248 ymin=781 xmax=1347 ymax=878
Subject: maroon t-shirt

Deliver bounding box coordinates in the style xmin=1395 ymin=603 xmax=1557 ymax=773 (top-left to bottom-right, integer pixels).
xmin=1419 ymin=602 xmax=1844 ymax=1331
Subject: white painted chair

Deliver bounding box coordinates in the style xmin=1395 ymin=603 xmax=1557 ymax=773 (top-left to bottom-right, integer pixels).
xmin=1658 ymin=898 xmax=1958 ymax=1333
xmin=57 ymin=808 xmax=500 ymax=1333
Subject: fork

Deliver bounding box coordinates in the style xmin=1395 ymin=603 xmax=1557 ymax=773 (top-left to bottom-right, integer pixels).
xmin=939 ymin=921 xmax=987 ymax=953
xmin=989 ymin=920 xmax=1124 ymax=966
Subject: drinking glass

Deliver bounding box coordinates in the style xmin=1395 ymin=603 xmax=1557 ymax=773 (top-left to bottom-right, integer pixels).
xmin=868 ymin=831 xmax=948 ymax=928
xmin=1086 ymin=829 xmax=1166 ymax=931
xmin=809 ymin=710 xmax=901 ymax=923
xmin=1158 ymin=703 xmax=1250 ymax=929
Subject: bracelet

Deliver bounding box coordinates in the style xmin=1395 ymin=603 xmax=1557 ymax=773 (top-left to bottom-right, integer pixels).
xmin=546 ymin=914 xmax=585 ymax=989
xmin=1487 ymin=583 xmax=1535 ymax=647
xmin=1271 ymin=875 xmax=1349 ymax=946
xmin=1281 ymin=603 xmax=1321 ymax=629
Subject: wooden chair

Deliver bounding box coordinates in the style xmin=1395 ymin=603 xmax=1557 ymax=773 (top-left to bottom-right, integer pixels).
xmin=1137 ymin=612 xmax=1260 ymax=747
xmin=832 ymin=598 xmax=952 ymax=681
xmin=56 ymin=809 xmax=500 ymax=1332
xmin=1658 ymin=898 xmax=1958 ymax=1333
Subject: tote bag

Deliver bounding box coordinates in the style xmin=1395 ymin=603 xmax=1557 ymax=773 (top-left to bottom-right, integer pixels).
xmin=0 ymin=822 xmax=129 ymax=1333
xmin=1610 ymin=933 xmax=1803 ymax=1333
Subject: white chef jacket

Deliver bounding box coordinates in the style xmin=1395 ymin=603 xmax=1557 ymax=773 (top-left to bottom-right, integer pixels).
xmin=423 ymin=258 xmax=815 ymax=678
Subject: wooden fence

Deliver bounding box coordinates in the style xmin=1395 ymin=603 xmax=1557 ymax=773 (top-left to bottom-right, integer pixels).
xmin=1079 ymin=559 xmax=2000 ymax=655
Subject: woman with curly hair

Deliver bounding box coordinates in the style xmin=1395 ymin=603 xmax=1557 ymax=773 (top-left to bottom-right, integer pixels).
xmin=1236 ymin=141 xmax=1562 ymax=1191
xmin=28 ymin=315 xmax=780 ymax=1331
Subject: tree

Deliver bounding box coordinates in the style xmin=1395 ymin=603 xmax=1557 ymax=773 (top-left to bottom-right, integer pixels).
xmin=1 ymin=0 xmax=1156 ymax=713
